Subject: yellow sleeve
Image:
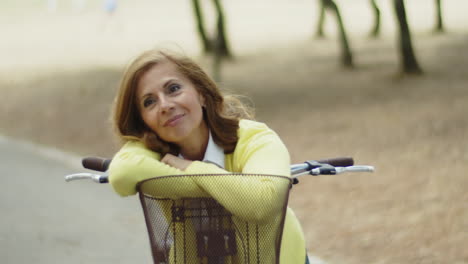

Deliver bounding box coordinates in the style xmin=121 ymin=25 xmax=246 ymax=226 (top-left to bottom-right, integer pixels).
xmin=185 ymin=122 xmax=292 ymax=222
xmin=109 ymin=122 xmax=292 ymax=223
xmin=108 ymin=141 xmax=207 ymax=197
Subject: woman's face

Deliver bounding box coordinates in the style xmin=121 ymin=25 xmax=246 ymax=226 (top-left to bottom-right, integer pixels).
xmin=135 ymin=61 xmax=207 ymax=147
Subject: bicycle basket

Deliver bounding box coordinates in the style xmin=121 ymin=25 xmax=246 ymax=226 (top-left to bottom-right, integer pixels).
xmin=137 ymin=174 xmax=292 ymax=264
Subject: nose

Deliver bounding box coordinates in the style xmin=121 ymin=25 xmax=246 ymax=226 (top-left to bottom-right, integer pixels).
xmin=159 ymin=95 xmax=175 ymax=114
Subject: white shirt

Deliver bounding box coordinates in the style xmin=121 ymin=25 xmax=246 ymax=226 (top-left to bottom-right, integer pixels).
xmin=179 ymin=131 xmax=225 ymax=169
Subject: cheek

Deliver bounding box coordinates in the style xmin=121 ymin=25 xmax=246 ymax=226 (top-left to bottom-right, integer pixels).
xmin=141 ymin=110 xmax=159 ymax=130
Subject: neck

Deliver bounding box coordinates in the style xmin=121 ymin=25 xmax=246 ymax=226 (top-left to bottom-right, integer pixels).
xmin=178 ymin=122 xmax=209 ymax=161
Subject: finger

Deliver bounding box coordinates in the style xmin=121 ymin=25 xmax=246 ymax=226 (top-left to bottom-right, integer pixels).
xmin=161 ymin=154 xmax=174 ymax=165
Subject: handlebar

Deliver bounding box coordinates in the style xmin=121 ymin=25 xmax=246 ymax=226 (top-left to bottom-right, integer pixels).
xmin=82 ymin=157 xmax=111 ymax=172
xmin=81 ymin=156 xmax=355 ymax=173
xmin=316 ymin=157 xmax=354 ymax=167
xmin=66 ymin=156 xmax=374 ymax=184
xmin=64 ymin=173 xmax=109 ymax=183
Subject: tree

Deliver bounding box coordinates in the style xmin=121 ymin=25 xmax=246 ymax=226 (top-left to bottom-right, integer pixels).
xmin=313 ymin=0 xmax=354 ymax=67
xmin=315 ymin=0 xmax=326 ymax=38
xmin=319 ymin=0 xmax=353 ymax=67
xmin=191 ymin=0 xmax=232 ymax=58
xmin=192 ymin=0 xmax=212 ymax=54
xmin=369 ymin=0 xmax=381 ymax=37
xmin=316 ymin=0 xmax=380 ymax=39
xmin=212 ymin=0 xmax=232 ymax=58
xmin=393 ymin=0 xmax=423 ymax=74
xmin=434 ymin=0 xmax=445 ymax=33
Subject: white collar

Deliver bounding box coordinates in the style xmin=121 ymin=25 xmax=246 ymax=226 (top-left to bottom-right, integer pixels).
xmin=179 ymin=131 xmax=225 ymax=168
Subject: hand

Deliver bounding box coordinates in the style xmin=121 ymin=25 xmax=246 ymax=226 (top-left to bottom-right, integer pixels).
xmin=161 ymin=154 xmax=192 ymax=171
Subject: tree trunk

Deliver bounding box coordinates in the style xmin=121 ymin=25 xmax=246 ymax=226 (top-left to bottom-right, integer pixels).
xmin=434 ymin=0 xmax=444 ymax=33
xmin=212 ymin=0 xmax=232 ymax=58
xmin=393 ymin=0 xmax=423 ymax=74
xmin=324 ymin=0 xmax=353 ymax=67
xmin=369 ymin=0 xmax=381 ymax=37
xmin=212 ymin=30 xmax=222 ymax=82
xmin=315 ymin=0 xmax=326 ymax=38
xmin=191 ymin=0 xmax=212 ymax=54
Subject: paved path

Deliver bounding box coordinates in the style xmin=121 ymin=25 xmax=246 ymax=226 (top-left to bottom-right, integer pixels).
xmin=0 ymin=136 xmax=329 ymax=264
xmin=0 ymin=136 xmax=151 ymax=264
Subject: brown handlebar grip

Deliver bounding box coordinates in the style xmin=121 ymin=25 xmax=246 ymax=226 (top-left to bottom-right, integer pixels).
xmin=82 ymin=157 xmax=112 ymax=172
xmin=317 ymin=157 xmax=354 ymax=167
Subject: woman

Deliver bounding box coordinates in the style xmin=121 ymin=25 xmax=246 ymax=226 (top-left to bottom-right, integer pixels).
xmin=109 ymin=48 xmax=307 ymax=263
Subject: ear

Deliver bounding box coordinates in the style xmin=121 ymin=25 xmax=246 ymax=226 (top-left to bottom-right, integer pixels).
xmin=199 ymin=93 xmax=206 ymax=107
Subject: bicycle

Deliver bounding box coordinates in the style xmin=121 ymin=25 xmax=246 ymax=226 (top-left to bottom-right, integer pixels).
xmin=65 ymin=156 xmax=374 ymax=264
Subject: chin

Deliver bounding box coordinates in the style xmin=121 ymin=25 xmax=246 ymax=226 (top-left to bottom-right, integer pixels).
xmin=163 ymin=134 xmax=189 ymax=145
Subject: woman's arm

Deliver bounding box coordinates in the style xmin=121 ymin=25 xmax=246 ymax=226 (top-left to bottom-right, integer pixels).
xmin=108 ymin=141 xmax=207 ymax=197
xmin=185 ymin=127 xmax=292 ymax=222
xmin=109 ymin=122 xmax=291 ymax=222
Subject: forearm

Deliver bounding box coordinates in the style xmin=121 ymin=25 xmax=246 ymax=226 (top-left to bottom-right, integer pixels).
xmin=184 ymin=136 xmax=292 ymax=222
xmin=109 ymin=142 xmax=206 ymax=197
xmin=109 ymin=131 xmax=292 ymax=223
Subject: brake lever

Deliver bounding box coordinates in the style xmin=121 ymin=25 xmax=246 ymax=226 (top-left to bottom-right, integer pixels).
xmin=335 ymin=166 xmax=375 ymax=174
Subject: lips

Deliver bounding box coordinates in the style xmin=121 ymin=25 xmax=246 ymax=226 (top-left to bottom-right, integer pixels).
xmin=164 ymin=114 xmax=185 ymax=127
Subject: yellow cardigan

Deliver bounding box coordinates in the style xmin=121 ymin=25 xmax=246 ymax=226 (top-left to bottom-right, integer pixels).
xmin=109 ymin=119 xmax=306 ymax=263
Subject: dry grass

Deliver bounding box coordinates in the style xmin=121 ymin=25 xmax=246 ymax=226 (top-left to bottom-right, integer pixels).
xmin=222 ymin=35 xmax=468 ymax=263
xmin=1 ymin=1 xmax=467 ymax=263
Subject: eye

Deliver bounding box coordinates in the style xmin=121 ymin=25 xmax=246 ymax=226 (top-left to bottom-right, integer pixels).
xmin=143 ymin=97 xmax=156 ymax=108
xmin=168 ymin=83 xmax=181 ymax=93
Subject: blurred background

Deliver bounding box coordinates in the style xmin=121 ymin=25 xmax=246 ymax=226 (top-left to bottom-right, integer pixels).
xmin=1 ymin=0 xmax=467 ymax=263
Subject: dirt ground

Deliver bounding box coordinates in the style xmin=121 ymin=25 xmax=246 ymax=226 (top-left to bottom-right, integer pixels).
xmin=1 ymin=1 xmax=467 ymax=263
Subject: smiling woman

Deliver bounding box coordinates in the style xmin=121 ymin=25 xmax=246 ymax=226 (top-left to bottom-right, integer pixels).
xmin=113 ymin=49 xmax=251 ymax=159
xmin=109 ymin=48 xmax=308 ymax=263
xmin=136 ymin=60 xmax=208 ymax=161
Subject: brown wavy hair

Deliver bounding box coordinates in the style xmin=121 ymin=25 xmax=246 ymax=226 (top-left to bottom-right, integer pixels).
xmin=112 ymin=48 xmax=253 ymax=156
